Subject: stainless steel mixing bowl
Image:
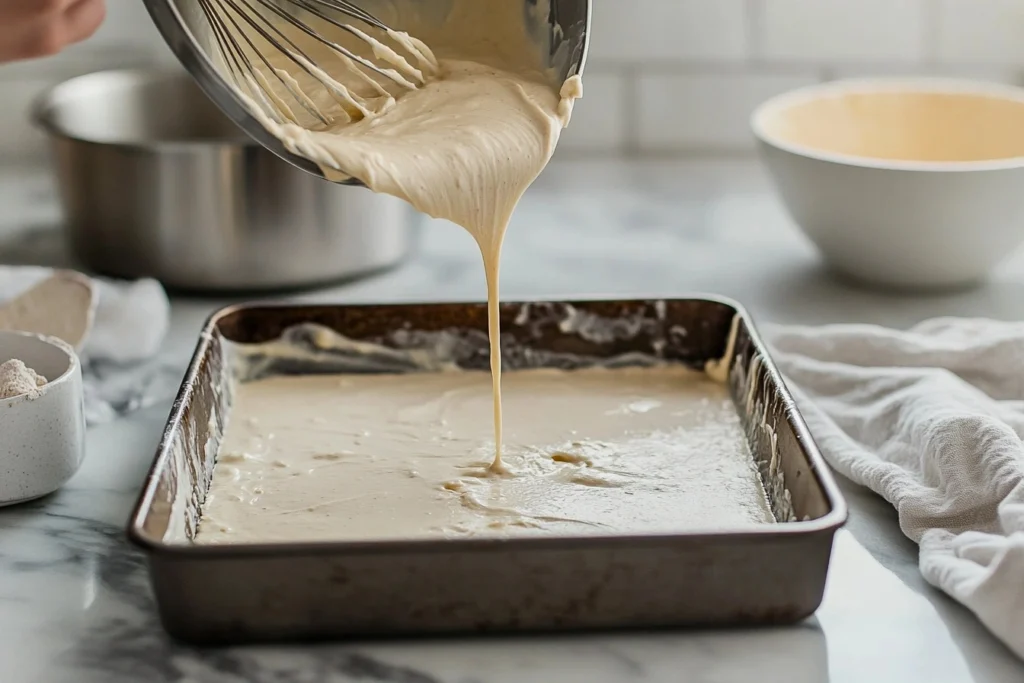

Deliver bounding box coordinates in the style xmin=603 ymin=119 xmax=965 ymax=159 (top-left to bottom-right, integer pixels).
xmin=142 ymin=0 xmax=592 ymax=182
xmin=33 ymin=69 xmax=418 ymax=292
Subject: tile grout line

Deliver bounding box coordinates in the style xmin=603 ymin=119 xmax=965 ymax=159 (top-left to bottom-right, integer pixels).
xmin=744 ymin=0 xmax=765 ymax=67
xmin=923 ymin=0 xmax=940 ymax=67
xmin=622 ymin=64 xmax=641 ymax=156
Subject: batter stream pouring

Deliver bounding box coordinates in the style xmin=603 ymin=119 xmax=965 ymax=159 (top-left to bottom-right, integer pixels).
xmin=199 ymin=0 xmax=586 ymax=472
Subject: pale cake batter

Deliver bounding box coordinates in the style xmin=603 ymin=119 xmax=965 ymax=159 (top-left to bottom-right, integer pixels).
xmin=217 ymin=0 xmax=581 ymax=469
xmin=196 ymin=366 xmax=774 ymax=544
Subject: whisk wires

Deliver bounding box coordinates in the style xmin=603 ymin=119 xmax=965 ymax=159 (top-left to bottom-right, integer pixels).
xmin=198 ymin=0 xmax=438 ymax=128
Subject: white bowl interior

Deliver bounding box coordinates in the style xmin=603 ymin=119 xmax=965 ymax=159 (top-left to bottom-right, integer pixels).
xmin=757 ymin=83 xmax=1024 ymax=163
xmin=0 ymin=332 xmax=74 ymax=392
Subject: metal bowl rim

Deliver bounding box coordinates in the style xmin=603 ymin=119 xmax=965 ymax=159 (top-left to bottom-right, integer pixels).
xmin=141 ymin=0 xmax=591 ymax=181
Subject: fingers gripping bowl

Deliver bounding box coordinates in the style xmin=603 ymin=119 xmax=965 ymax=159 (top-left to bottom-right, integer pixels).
xmin=753 ymin=78 xmax=1024 ymax=290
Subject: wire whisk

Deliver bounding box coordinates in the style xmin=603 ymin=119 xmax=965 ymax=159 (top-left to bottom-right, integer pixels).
xmin=197 ymin=0 xmax=439 ymax=127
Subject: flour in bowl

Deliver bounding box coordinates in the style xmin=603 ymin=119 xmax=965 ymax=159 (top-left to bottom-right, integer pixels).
xmin=0 ymin=359 xmax=47 ymax=400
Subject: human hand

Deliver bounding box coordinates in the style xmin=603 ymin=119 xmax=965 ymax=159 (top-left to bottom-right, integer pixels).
xmin=0 ymin=0 xmax=106 ymax=63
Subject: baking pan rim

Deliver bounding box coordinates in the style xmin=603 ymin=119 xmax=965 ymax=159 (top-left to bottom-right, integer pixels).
xmin=126 ymin=294 xmax=848 ymax=556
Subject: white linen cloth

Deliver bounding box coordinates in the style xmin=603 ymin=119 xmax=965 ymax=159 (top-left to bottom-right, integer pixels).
xmin=0 ymin=266 xmax=173 ymax=424
xmin=768 ymin=317 xmax=1024 ymax=660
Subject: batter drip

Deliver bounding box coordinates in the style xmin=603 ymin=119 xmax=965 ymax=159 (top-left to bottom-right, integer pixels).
xmin=219 ymin=0 xmax=582 ymax=470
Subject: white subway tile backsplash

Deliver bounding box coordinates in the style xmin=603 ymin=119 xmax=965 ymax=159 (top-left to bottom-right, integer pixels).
xmin=757 ymin=0 xmax=927 ymax=63
xmin=936 ymin=0 xmax=1024 ymax=65
xmin=637 ymin=71 xmax=820 ymax=152
xmin=2 ymin=0 xmax=1024 ymax=159
xmin=588 ymin=0 xmax=748 ymax=64
xmin=558 ymin=72 xmax=628 ymax=153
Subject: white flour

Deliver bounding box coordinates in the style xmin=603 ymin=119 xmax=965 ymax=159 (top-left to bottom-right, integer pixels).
xmin=0 ymin=359 xmax=47 ymax=400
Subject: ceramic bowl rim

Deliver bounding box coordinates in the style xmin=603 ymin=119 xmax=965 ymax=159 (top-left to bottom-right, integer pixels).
xmin=751 ymin=77 xmax=1024 ymax=173
xmin=0 ymin=330 xmax=80 ymax=406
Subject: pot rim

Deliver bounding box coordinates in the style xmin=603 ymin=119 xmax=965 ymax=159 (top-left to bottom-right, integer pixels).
xmin=32 ymin=68 xmax=259 ymax=153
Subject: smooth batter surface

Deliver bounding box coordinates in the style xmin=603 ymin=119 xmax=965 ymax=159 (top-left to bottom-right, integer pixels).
xmin=217 ymin=0 xmax=580 ymax=469
xmin=196 ymin=367 xmax=775 ymax=544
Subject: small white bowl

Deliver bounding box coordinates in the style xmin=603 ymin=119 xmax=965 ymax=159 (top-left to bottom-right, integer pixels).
xmin=0 ymin=331 xmax=86 ymax=506
xmin=752 ymin=78 xmax=1024 ymax=290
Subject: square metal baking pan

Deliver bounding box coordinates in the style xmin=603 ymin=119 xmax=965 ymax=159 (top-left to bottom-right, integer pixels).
xmin=127 ymin=297 xmax=848 ymax=645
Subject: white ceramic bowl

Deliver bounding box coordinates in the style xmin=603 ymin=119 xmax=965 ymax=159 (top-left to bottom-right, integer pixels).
xmin=0 ymin=331 xmax=86 ymax=506
xmin=752 ymin=78 xmax=1024 ymax=290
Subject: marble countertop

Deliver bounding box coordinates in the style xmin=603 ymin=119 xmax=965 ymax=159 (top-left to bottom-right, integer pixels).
xmin=2 ymin=159 xmax=1024 ymax=682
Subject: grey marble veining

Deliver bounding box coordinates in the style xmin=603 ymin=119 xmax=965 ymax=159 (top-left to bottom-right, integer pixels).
xmin=2 ymin=159 xmax=1024 ymax=682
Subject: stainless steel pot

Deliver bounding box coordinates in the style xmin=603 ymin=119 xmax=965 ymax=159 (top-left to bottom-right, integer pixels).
xmin=33 ymin=69 xmax=418 ymax=292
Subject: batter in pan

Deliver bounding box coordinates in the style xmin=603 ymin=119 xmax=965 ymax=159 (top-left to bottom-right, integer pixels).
xmin=196 ymin=366 xmax=774 ymax=544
